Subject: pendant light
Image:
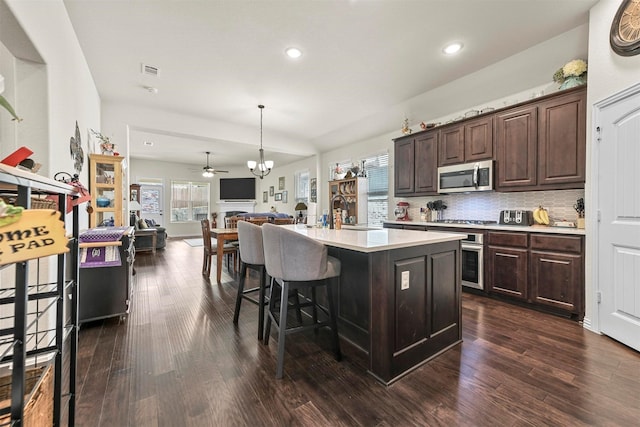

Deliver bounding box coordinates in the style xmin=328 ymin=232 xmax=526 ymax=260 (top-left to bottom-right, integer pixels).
xmin=247 ymin=104 xmax=274 ymax=179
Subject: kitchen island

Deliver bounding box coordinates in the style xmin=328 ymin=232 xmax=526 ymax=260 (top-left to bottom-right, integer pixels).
xmin=286 ymin=225 xmax=464 ymax=384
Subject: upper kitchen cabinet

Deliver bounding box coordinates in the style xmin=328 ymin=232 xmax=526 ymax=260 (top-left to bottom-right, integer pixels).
xmin=496 ymin=86 xmax=586 ymax=192
xmin=438 ymin=115 xmax=494 ymax=167
xmin=537 ymin=88 xmax=586 ymax=187
xmin=394 ymin=130 xmax=438 ymax=196
xmin=495 ymin=105 xmax=538 ymax=189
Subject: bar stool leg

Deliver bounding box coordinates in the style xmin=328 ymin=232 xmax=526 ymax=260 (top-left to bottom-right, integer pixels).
xmin=326 ymin=279 xmax=342 ymax=361
xmin=311 ymin=287 xmax=319 ymax=335
xmin=232 ymin=262 xmax=248 ymax=324
xmin=257 ymin=266 xmax=267 ymax=341
xmin=263 ymin=276 xmax=276 ymax=345
xmin=276 ymin=280 xmax=289 ymax=379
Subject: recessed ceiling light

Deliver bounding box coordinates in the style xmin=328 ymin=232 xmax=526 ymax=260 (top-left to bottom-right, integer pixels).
xmin=285 ymin=47 xmax=302 ymax=59
xmin=143 ymin=85 xmax=158 ymax=94
xmin=443 ymin=42 xmax=463 ymax=55
xmin=143 ymin=141 xmax=154 ymax=146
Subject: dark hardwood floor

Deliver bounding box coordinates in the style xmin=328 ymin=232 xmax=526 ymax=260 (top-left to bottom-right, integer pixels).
xmin=75 ymin=238 xmax=640 ymax=426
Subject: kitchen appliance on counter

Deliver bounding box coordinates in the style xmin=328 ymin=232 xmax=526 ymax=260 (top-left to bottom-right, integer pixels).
xmin=437 ymin=159 xmax=493 ymax=193
xmin=394 ymin=201 xmax=410 ymax=220
xmin=499 ymin=210 xmax=534 ymax=226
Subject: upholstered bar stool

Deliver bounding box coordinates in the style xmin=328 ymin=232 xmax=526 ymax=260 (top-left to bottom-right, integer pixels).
xmin=233 ymin=220 xmax=268 ymax=340
xmin=261 ymin=223 xmax=342 ymax=379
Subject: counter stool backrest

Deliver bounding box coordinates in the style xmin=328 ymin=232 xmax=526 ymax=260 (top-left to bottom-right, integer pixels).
xmin=261 ymin=223 xmax=331 ymax=282
xmin=238 ymin=220 xmax=264 ymax=265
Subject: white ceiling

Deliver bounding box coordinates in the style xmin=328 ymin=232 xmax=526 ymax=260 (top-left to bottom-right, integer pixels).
xmin=63 ymin=0 xmax=597 ymax=170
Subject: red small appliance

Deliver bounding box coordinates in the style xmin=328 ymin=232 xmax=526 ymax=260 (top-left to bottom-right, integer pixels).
xmin=394 ymin=201 xmax=410 ymax=221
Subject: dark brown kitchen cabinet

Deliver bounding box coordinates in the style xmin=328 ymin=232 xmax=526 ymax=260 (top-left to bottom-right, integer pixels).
xmin=394 ymin=137 xmax=415 ymax=194
xmin=438 ymin=116 xmax=493 ymax=167
xmin=529 ymin=234 xmax=584 ymax=317
xmin=495 ymin=86 xmax=586 ymax=192
xmin=487 ymin=231 xmax=584 ymax=319
xmin=537 ymin=88 xmax=586 ymax=187
xmin=394 ymin=130 xmax=438 ymax=196
xmin=495 ymin=105 xmax=538 ymax=189
xmin=438 ymin=125 xmax=464 ymax=166
xmin=487 ymin=231 xmax=528 ymax=300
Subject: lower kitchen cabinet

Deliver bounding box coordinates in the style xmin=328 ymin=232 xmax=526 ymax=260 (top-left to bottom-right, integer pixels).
xmin=529 ymin=234 xmax=584 ymax=316
xmin=487 ymin=231 xmax=529 ymax=300
xmin=486 ymin=231 xmax=584 ymax=319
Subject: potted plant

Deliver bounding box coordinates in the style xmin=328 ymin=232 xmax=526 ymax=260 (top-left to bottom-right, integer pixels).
xmin=553 ymin=59 xmax=587 ymax=90
xmin=574 ymin=197 xmax=585 ymax=229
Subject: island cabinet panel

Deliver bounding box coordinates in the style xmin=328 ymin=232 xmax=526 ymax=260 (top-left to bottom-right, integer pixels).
xmin=537 ymin=89 xmax=586 ymax=187
xmin=495 ymin=106 xmax=538 ymax=189
xmin=369 ymin=241 xmax=461 ymax=384
xmin=430 ymin=250 xmax=459 ymax=335
xmin=330 ymin=247 xmax=370 ymax=351
xmin=394 ymin=257 xmax=427 ymax=351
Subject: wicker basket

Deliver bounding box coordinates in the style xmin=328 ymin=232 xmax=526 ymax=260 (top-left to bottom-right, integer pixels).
xmin=0 ymin=364 xmax=53 ymax=426
xmin=30 ymin=196 xmax=58 ymax=210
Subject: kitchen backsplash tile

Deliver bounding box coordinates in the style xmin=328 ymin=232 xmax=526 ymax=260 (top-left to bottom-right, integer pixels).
xmin=394 ymin=189 xmax=585 ymax=223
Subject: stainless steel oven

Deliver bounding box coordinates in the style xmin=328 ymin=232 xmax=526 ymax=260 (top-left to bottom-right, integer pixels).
xmin=461 ymin=232 xmax=484 ymax=290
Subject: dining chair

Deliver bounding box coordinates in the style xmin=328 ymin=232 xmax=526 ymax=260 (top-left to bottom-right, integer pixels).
xmin=261 ymin=223 xmax=342 ymax=379
xmin=200 ymin=219 xmax=237 ymax=278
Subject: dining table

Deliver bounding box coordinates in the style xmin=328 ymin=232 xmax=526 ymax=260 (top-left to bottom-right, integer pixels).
xmin=209 ymin=227 xmax=238 ymax=284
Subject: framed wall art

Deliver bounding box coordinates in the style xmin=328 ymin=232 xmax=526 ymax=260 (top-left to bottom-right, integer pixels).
xmin=263 ymin=191 xmax=268 ymax=202
xmin=274 ymin=193 xmax=282 ymax=201
xmin=282 ymin=190 xmax=288 ymax=203
xmin=278 ymin=176 xmax=285 ymax=190
xmin=310 ymin=178 xmax=317 ymax=203
xmin=269 ymin=186 xmax=274 ymax=196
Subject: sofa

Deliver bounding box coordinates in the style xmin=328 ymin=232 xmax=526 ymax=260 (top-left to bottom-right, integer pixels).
xmin=134 ymin=218 xmax=167 ymax=251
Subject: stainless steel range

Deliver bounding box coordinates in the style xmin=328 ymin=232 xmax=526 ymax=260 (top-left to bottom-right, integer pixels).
xmin=431 ymin=219 xmax=495 ymax=290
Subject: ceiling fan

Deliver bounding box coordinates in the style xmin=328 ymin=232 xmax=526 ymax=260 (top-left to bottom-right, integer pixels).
xmin=201 ymin=151 xmax=228 ymax=177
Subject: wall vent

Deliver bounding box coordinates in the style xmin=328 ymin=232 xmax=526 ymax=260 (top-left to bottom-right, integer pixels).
xmin=141 ymin=63 xmax=160 ymax=77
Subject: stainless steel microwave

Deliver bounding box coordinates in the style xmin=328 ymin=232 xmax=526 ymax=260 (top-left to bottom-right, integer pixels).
xmin=437 ymin=160 xmax=493 ymax=193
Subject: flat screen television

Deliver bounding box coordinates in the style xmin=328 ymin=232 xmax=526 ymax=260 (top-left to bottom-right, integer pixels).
xmin=219 ymin=177 xmax=256 ymax=200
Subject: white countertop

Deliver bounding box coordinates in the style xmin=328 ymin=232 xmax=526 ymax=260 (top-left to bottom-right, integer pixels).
xmin=383 ymin=220 xmax=586 ymax=236
xmin=285 ymin=224 xmax=465 ymax=253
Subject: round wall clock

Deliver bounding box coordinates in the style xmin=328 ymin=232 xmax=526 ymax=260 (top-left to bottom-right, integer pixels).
xmin=610 ymin=0 xmax=640 ymax=56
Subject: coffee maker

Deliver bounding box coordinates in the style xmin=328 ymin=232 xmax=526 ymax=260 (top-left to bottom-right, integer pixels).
xmin=394 ymin=201 xmax=410 ymax=221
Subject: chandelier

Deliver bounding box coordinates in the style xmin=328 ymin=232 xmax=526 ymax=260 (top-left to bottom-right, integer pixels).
xmin=247 ymin=104 xmax=274 ymax=179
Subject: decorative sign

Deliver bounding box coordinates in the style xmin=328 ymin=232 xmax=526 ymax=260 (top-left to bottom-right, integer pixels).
xmin=0 ymin=209 xmax=69 ymax=265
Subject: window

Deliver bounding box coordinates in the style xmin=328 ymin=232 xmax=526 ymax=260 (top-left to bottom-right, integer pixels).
xmin=363 ymin=152 xmax=389 ymax=226
xmin=170 ymin=180 xmax=210 ymax=222
xmin=294 ymin=169 xmax=309 ymax=203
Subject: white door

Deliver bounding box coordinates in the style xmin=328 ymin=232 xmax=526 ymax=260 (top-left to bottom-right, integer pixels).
xmin=140 ymin=183 xmax=164 ymax=226
xmin=596 ymin=85 xmax=640 ymax=352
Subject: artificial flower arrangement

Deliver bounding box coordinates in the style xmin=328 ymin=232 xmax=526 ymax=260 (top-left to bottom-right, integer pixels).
xmin=553 ymin=59 xmax=588 ymax=85
xmin=90 ymin=128 xmax=116 ymax=154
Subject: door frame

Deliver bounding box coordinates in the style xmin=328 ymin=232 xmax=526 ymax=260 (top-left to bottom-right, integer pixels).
xmin=590 ymin=80 xmax=640 ymax=336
